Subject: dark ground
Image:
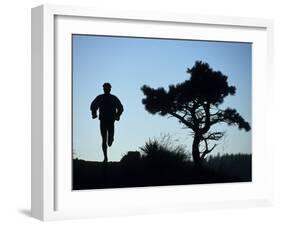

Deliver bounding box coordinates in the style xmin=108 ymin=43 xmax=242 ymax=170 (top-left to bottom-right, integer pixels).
xmin=72 ymin=154 xmax=252 ymax=190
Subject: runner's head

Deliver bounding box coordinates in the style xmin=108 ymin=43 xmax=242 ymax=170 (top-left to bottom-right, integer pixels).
xmin=103 ymin=82 xmax=112 ymax=94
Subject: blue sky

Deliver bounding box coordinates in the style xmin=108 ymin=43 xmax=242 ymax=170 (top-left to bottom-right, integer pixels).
xmin=72 ymin=35 xmax=252 ymax=161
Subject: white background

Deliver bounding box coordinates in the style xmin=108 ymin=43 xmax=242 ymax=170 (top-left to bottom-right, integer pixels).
xmin=0 ymin=0 xmax=280 ymax=225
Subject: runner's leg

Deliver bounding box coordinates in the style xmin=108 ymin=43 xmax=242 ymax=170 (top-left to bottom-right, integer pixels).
xmin=108 ymin=121 xmax=115 ymax=147
xmin=100 ymin=121 xmax=108 ymax=162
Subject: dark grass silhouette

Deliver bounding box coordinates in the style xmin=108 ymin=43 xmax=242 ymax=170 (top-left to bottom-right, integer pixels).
xmin=72 ymin=137 xmax=251 ymax=190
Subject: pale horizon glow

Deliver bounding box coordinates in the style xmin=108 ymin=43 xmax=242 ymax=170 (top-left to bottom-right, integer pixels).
xmin=72 ymin=35 xmax=252 ymax=162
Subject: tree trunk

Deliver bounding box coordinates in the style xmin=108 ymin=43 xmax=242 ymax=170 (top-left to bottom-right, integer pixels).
xmin=192 ymin=134 xmax=201 ymax=167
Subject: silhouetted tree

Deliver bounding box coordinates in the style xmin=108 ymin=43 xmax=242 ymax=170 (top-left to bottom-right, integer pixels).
xmin=141 ymin=61 xmax=251 ymax=167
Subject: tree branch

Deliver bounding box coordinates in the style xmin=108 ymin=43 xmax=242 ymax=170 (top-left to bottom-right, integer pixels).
xmin=204 ymin=132 xmax=224 ymax=141
xmin=210 ymin=108 xmax=251 ymax=131
xmin=200 ymin=138 xmax=217 ymax=160
xmin=199 ymin=102 xmax=211 ymax=134
xmin=168 ymin=111 xmax=195 ymax=131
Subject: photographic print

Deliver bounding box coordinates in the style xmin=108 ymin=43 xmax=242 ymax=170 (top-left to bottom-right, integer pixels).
xmin=72 ymin=35 xmax=252 ymax=190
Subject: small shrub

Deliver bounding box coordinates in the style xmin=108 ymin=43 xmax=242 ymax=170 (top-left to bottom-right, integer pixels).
xmin=120 ymin=151 xmax=142 ymax=163
xmin=140 ymin=134 xmax=190 ymax=169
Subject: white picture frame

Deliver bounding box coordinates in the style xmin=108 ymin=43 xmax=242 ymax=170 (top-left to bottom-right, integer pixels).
xmin=31 ymin=4 xmax=274 ymax=221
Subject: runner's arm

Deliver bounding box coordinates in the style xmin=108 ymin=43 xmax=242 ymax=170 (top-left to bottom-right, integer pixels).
xmin=115 ymin=97 xmax=124 ymax=119
xmin=90 ymin=96 xmax=101 ymax=119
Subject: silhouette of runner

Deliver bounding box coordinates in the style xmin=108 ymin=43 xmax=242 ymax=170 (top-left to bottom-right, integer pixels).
xmin=90 ymin=83 xmax=123 ymax=162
